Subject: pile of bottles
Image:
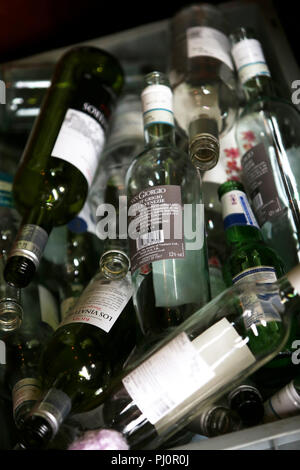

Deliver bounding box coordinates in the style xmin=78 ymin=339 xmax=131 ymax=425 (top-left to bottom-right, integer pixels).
xmin=1 ymin=3 xmax=300 ymax=451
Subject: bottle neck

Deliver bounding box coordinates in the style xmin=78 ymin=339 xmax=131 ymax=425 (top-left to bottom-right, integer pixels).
xmin=242 ymin=75 xmax=275 ymax=102
xmin=225 ymin=224 xmax=263 ymax=247
xmin=143 ymin=121 xmax=176 ymax=149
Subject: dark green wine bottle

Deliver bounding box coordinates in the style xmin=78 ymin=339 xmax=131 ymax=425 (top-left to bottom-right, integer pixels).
xmin=4 ymin=46 xmax=123 ymax=289
xmin=16 ymin=249 xmax=137 ymax=448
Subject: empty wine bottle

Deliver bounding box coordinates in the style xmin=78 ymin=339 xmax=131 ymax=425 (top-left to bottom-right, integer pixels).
xmin=169 ymin=3 xmax=238 ymax=170
xmin=263 ymin=375 xmax=300 ymax=422
xmin=4 ymin=278 xmax=59 ymax=428
xmin=0 ymin=148 xmax=23 ymax=334
xmin=186 ymin=403 xmax=242 ymax=437
xmin=227 ymin=381 xmax=264 ymax=427
xmin=4 ymin=46 xmax=124 ymax=289
xmin=68 ymin=263 xmax=300 ymax=451
xmin=218 ymin=179 xmax=285 ymax=286
xmin=231 ymin=26 xmax=300 ymax=272
xmin=126 ymin=71 xmax=210 ymax=350
xmin=16 ymin=248 xmax=137 ymax=448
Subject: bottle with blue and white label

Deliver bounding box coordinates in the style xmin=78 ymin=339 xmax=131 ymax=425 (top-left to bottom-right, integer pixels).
xmin=218 ymin=179 xmax=285 ymax=288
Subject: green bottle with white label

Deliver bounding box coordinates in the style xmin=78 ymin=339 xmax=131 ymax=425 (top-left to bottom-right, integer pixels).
xmin=218 ymin=180 xmax=285 ymax=286
xmin=219 ymin=180 xmax=300 ymax=389
xmin=4 ymin=46 xmax=123 ymax=289
xmin=14 ymin=248 xmax=137 ymax=448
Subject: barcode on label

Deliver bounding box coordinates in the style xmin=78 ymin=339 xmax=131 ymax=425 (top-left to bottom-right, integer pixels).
xmin=136 ymin=230 xmax=164 ymax=251
xmin=253 ymin=192 xmax=263 ymax=210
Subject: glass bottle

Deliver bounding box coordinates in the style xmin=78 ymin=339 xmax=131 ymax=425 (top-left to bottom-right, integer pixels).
xmin=4 ymin=277 xmax=60 ymax=429
xmin=71 ymin=263 xmax=300 ymax=451
xmin=126 ymin=71 xmax=211 ymax=350
xmin=16 ymin=249 xmax=137 ymax=448
xmin=218 ymin=180 xmax=285 ymax=286
xmin=186 ymin=403 xmax=242 ymax=437
xmin=0 ymin=144 xmax=23 ymax=334
xmin=4 ymin=46 xmax=124 ymax=289
xmin=203 ymin=123 xmax=242 ymax=298
xmin=263 ymin=375 xmax=300 ymax=422
xmin=230 ymin=27 xmax=300 ymax=272
xmin=41 ymin=200 xmax=103 ymax=320
xmin=227 ymin=381 xmax=264 ymax=427
xmin=88 ymin=88 xmax=144 ymax=221
xmin=169 ymin=3 xmax=238 ymax=170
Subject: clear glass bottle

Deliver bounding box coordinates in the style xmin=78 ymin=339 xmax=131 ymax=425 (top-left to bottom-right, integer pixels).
xmin=16 ymin=249 xmax=137 ymax=448
xmin=88 ymin=89 xmax=144 ymax=221
xmin=126 ymin=71 xmax=211 ymax=350
xmin=4 ymin=46 xmax=124 ymax=289
xmin=75 ymin=263 xmax=300 ymax=451
xmin=169 ymin=3 xmax=238 ymax=170
xmin=231 ymin=27 xmax=300 ymax=272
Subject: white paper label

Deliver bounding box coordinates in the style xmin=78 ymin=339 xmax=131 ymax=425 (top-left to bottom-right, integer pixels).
xmin=38 ymin=284 xmax=60 ymax=330
xmin=187 ymin=26 xmax=234 ymax=71
xmin=59 ymin=274 xmax=132 ymax=333
xmin=122 ymin=317 xmax=255 ymax=433
xmin=221 ymin=189 xmax=260 ymax=230
xmin=51 ymin=108 xmax=105 ymax=187
xmin=141 ymin=84 xmax=174 ymax=127
xmin=231 ymin=38 xmax=271 ymax=84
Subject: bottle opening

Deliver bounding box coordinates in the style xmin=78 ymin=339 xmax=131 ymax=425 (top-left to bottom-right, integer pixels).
xmin=189 ymin=133 xmax=220 ymax=171
xmin=100 ymin=250 xmax=130 ymax=280
xmin=0 ymin=300 xmax=23 ymax=333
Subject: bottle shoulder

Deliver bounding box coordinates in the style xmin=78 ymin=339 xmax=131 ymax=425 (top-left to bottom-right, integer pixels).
xmin=240 ymin=95 xmax=300 ymax=118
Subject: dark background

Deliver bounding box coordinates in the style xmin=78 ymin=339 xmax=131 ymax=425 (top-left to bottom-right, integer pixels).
xmin=0 ymin=0 xmax=298 ymax=64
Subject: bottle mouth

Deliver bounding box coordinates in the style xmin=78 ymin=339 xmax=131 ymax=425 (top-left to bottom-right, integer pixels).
xmin=99 ymin=250 xmax=130 ymax=280
xmin=0 ymin=300 xmax=23 ymax=333
xmin=189 ymin=133 xmax=220 ymax=171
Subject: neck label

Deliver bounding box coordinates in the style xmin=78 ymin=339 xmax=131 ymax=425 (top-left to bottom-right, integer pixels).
xmin=141 ymin=84 xmax=174 ymax=127
xmin=231 ymin=38 xmax=271 ymax=84
xmin=221 ymin=189 xmax=259 ymax=230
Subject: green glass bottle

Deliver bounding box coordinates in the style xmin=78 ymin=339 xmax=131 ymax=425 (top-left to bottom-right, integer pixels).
xmin=230 ymin=26 xmax=300 ymax=272
xmin=125 ymin=71 xmax=211 ymax=352
xmin=4 ymin=46 xmax=123 ymax=289
xmin=218 ymin=180 xmax=285 ymax=286
xmin=63 ymin=264 xmax=300 ymax=451
xmin=15 ymin=248 xmax=137 ymax=448
xmin=219 ymin=180 xmax=300 ymax=389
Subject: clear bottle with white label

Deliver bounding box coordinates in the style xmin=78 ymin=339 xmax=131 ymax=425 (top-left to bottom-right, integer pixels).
xmin=16 ymin=249 xmax=137 ymax=448
xmin=126 ymin=71 xmax=211 ymax=351
xmin=4 ymin=46 xmax=124 ymax=289
xmin=230 ymin=26 xmax=300 ymax=272
xmin=71 ymin=263 xmax=300 ymax=451
xmin=169 ymin=3 xmax=238 ymax=171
